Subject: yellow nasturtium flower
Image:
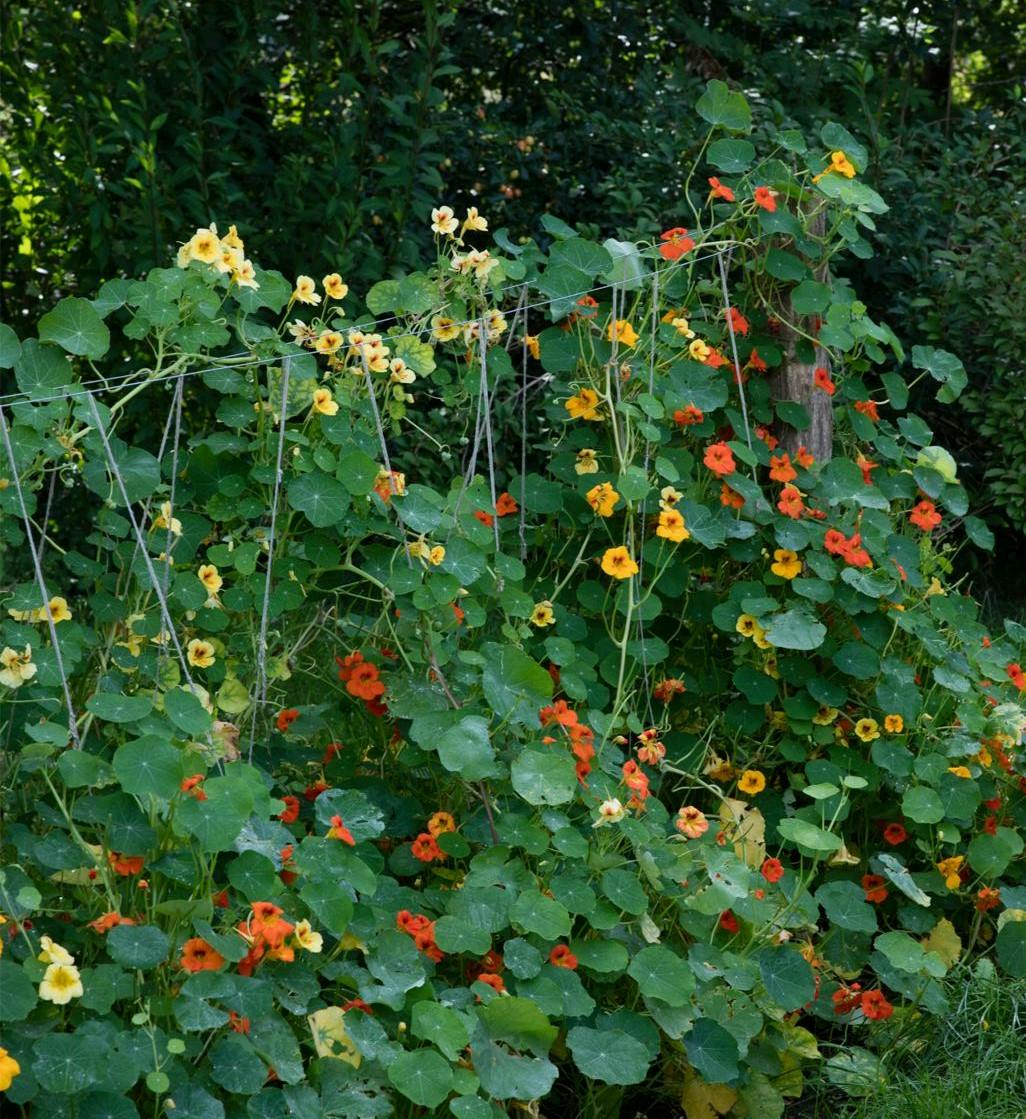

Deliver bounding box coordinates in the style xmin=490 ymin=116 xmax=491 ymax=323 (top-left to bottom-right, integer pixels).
xmin=607 ymin=319 xmax=638 ymax=347
xmin=884 ymin=714 xmax=904 ymax=733
xmin=0 ymin=1045 xmax=20 ymax=1091
xmin=0 ymin=646 xmax=36 ymax=689
xmin=292 ymin=275 xmax=321 ymax=305
xmin=565 ymin=388 xmax=602 ymax=421
xmin=187 ymin=639 xmax=216 ymax=669
xmin=688 ymin=339 xmax=711 ymax=362
xmin=738 ymin=769 xmax=767 ymax=796
xmin=311 ymin=389 xmax=339 ymax=416
xmin=322 ymin=273 xmax=349 ymax=301
xmin=431 ymin=205 xmax=459 ymax=236
xmin=770 ymin=548 xmax=802 ymax=579
xmin=854 ymin=718 xmax=880 ymax=743
xmin=585 ymin=482 xmax=620 ymax=517
xmin=315 ymin=331 xmax=343 ymax=355
xmin=656 ymin=508 xmax=689 ymax=543
xmin=293 ymin=919 xmax=323 ymax=953
xmin=937 ymin=855 xmax=964 ymax=890
xmin=197 ymin=564 xmax=222 ymax=596
xmin=575 ymin=449 xmax=599 ymax=475
xmin=530 ymin=601 xmax=556 ymax=627
xmin=601 ymin=546 xmax=638 ymax=580
xmin=462 ymin=207 xmax=488 ymax=233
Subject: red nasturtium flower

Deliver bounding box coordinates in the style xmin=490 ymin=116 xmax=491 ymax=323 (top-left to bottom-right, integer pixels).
xmin=856 ymin=454 xmax=878 ymax=485
xmin=860 ymin=989 xmax=894 ymax=1020
xmin=708 ymin=176 xmax=735 ymax=201
xmin=720 ymin=482 xmax=744 ymax=509
xmin=276 ymin=708 xmax=299 ymax=732
xmin=727 ymin=306 xmax=749 ymax=336
xmin=229 ymin=1011 xmax=251 ymax=1034
xmin=474 ymin=509 xmax=494 ymax=527
xmin=832 ymin=983 xmax=862 ymax=1015
xmin=753 ymin=186 xmax=777 ymax=212
xmin=180 ymin=774 xmax=207 ymax=801
xmin=861 ymin=874 xmax=888 ymax=904
xmin=180 ymin=937 xmax=225 ymax=973
xmin=304 ymin=780 xmax=329 ymax=801
xmin=760 ymin=858 xmax=785 ymax=884
xmin=1007 ymin=663 xmax=1026 ymax=692
xmin=88 ymin=911 xmax=134 ymax=934
xmin=659 ymin=227 xmax=695 ymax=260
xmin=327 ymin=815 xmax=356 ymax=846
xmin=108 ymin=852 xmax=144 ymax=877
xmin=674 ymin=404 xmax=704 ymax=426
xmin=777 ymin=486 xmax=805 ymax=519
xmin=813 ymin=366 xmax=835 ymax=395
xmin=549 ymin=944 xmax=579 ymax=970
xmin=909 ymin=500 xmax=942 ymax=532
xmin=883 ymin=822 xmax=907 ymax=846
xmin=976 ymin=886 xmax=1001 ymax=912
xmin=746 ymin=348 xmax=767 ymax=372
xmin=703 ymin=442 xmax=736 ymax=477
xmin=411 ymin=832 xmax=445 ymax=862
xmin=495 ymin=491 xmax=518 ymax=517
xmin=718 ymin=910 xmax=740 ymax=934
xmin=476 ymin=972 xmax=505 ymax=993
xmin=854 ymin=399 xmax=880 ymax=422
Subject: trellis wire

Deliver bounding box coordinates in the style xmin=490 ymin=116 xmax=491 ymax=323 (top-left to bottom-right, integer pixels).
xmin=250 ymin=357 xmax=291 ymax=761
xmin=0 ymin=404 xmax=82 ymax=748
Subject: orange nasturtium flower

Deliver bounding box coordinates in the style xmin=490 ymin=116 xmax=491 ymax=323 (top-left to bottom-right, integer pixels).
xmin=708 ymin=177 xmax=735 ymax=202
xmin=703 ymin=442 xmax=736 ymax=477
xmin=180 ymin=937 xmax=226 ymax=973
xmin=753 ymin=186 xmax=777 ymax=212
xmin=328 ymin=815 xmax=356 ymax=845
xmin=601 ymin=546 xmax=639 ymax=580
xmin=427 ymin=811 xmax=456 ymax=838
xmin=937 ymin=855 xmax=965 ymax=890
xmin=658 ymin=227 xmax=695 ymax=261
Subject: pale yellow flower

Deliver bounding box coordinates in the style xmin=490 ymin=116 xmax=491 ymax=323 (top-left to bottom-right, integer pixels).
xmin=293 ymin=276 xmax=321 ymax=305
xmin=688 ymin=339 xmax=711 ymax=362
xmin=431 ymin=205 xmax=459 ymax=236
xmin=530 ymin=601 xmax=556 ymax=627
xmin=432 ymin=315 xmax=461 ymax=342
xmin=187 ymin=639 xmax=216 ymax=669
xmin=185 ymin=226 xmax=221 ymax=265
xmin=222 ymin=225 xmax=244 ymax=250
xmin=197 ymin=565 xmax=223 ymax=595
xmin=38 ymin=935 xmax=74 ymax=966
xmin=311 ymin=388 xmax=339 ymax=416
xmin=671 ymin=316 xmax=695 ymax=339
xmin=322 ymin=273 xmax=349 ymax=301
xmin=812 ymin=705 xmax=839 ymax=726
xmin=294 ymin=919 xmax=323 ymax=953
xmin=593 ymin=798 xmax=627 ymax=827
xmin=463 ymin=207 xmax=488 ymax=233
xmin=659 ymin=486 xmax=682 ymax=510
xmin=315 ymin=331 xmax=343 ymax=355
xmin=234 ymin=259 xmax=260 ymax=290
xmin=0 ymin=645 xmax=36 ymax=689
xmin=152 ymin=501 xmax=182 ymax=537
xmin=575 ymin=449 xmax=599 ymax=475
xmin=39 ymin=962 xmax=83 ymax=1005
xmin=428 ymin=546 xmax=446 ymax=566
xmin=389 ymin=358 xmax=416 ymax=385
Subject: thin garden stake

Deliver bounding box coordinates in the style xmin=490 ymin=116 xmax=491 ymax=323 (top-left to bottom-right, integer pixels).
xmin=84 ymin=393 xmax=197 ymax=691
xmin=477 ymin=316 xmax=502 ymax=564
xmin=519 ymin=326 xmax=529 ymax=561
xmin=360 ymin=348 xmax=412 ymax=566
xmin=250 ymin=357 xmax=291 ymax=761
xmin=719 ymin=250 xmax=755 ymax=456
xmin=0 ymin=405 xmax=82 ymax=748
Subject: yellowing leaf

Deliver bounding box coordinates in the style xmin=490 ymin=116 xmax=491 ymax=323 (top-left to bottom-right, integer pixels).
xmin=775 ymin=1021 xmax=820 ymax=1061
xmin=921 ymin=917 xmax=961 ymax=967
xmin=719 ymin=797 xmax=765 ymax=867
xmin=682 ymin=1066 xmax=736 ymax=1119
xmin=308 ymin=1006 xmax=361 ymax=1067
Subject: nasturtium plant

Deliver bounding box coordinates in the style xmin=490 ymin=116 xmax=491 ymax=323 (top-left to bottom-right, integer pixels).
xmin=0 ymin=81 xmax=1024 ymax=1119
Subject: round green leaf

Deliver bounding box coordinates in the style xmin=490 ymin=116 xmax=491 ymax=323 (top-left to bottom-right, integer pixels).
xmin=511 ymin=748 xmax=577 ymax=806
xmin=627 ymin=945 xmax=694 ymax=1007
xmin=684 ymin=1018 xmax=740 ymax=1085
xmin=387 ymin=1049 xmax=454 ymax=1109
xmin=107 ymin=923 xmax=170 ymax=969
xmin=757 ymin=946 xmax=815 ymax=1011
xmin=87 ymin=693 xmax=154 ymax=724
xmin=287 ymin=472 xmax=350 ymax=527
xmin=566 ymin=1026 xmax=651 ymax=1086
xmin=38 ymin=297 xmax=110 ymax=359
xmin=113 ymin=736 xmax=184 ymax=798
xmin=902 ymin=786 xmax=944 ymax=825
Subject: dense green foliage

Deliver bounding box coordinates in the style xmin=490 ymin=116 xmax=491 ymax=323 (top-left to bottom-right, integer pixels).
xmin=2 ymin=77 xmax=1026 ymax=1117
xmin=3 ymin=1 xmax=1026 ymax=560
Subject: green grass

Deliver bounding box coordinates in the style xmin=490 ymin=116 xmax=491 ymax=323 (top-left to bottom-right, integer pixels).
xmin=834 ymin=964 xmax=1026 ymax=1119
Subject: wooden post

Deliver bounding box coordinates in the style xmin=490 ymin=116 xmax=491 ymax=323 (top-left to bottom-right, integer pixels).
xmin=770 ymin=210 xmax=833 ymax=463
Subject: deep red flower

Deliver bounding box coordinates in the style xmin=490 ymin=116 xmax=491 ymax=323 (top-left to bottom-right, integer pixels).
xmin=718 ymin=910 xmax=739 ymax=934
xmin=761 ymin=858 xmax=785 ymax=884
xmin=861 ymin=874 xmax=888 ymax=904
xmin=276 ymin=708 xmax=300 ymax=732
xmin=278 ymin=795 xmax=300 ymax=824
xmin=860 ymin=989 xmax=893 ymax=1020
xmin=549 ymin=944 xmax=579 ymax=970
xmin=883 ymin=823 xmax=907 ymax=846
